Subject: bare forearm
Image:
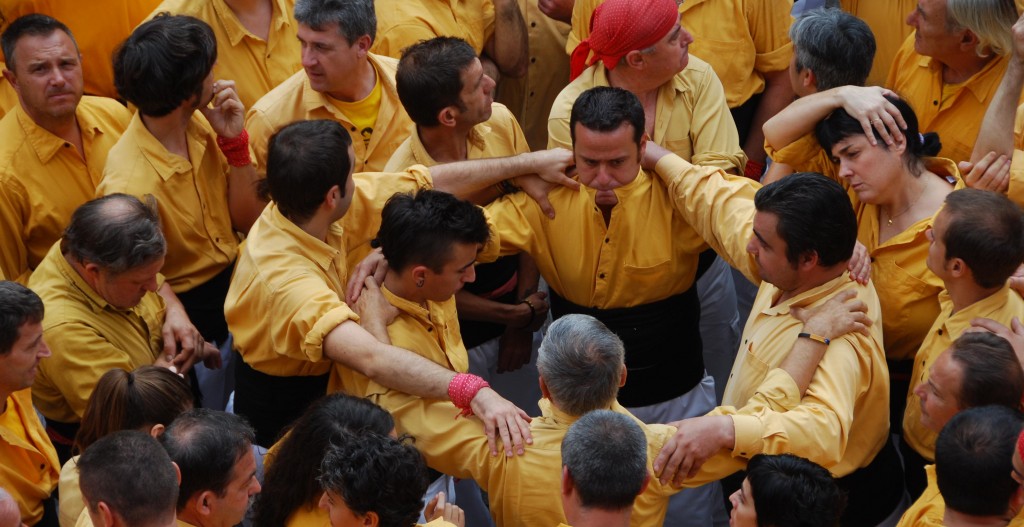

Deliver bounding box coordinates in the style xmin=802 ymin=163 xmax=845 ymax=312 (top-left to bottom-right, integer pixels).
xmin=744 ymin=70 xmax=794 ymax=164
xmin=971 ymin=59 xmax=1022 ymax=163
xmin=227 ymin=164 xmax=266 ymax=234
xmin=455 ymin=290 xmax=525 ymax=325
xmin=486 ymin=0 xmax=529 ymax=78
xmin=762 ymin=87 xmax=845 ymax=149
xmin=430 ymin=153 xmax=534 ymax=196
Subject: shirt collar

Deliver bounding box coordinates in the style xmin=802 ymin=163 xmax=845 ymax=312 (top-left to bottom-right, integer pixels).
xmin=53 ymin=245 xmax=112 ymax=312
xmin=15 ymin=103 xmax=102 ymax=164
xmin=942 ymin=284 xmax=1016 ymax=337
xmin=760 ymin=271 xmax=854 ymax=317
xmin=266 ymin=204 xmax=344 ymax=272
xmin=916 ymin=47 xmax=1007 ymax=104
xmin=126 ymin=112 xmax=194 ymax=182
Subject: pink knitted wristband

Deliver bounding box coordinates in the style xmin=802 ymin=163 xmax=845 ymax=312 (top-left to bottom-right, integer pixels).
xmin=217 ymin=129 xmax=252 ymax=167
xmin=448 ymin=373 xmax=490 ymax=417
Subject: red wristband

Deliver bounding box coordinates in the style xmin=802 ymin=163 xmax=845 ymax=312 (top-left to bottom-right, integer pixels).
xmin=217 ymin=129 xmax=252 ymax=167
xmin=744 ymin=159 xmax=765 ymax=181
xmin=448 ymin=373 xmax=490 ymax=417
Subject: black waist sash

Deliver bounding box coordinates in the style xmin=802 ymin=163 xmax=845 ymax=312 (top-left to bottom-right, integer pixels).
xmin=176 ymin=261 xmax=234 ymax=344
xmin=549 ymin=288 xmax=703 ymax=407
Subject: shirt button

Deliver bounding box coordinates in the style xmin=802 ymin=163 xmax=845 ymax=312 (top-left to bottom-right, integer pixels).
xmin=530 ymin=57 xmax=536 ymax=63
xmin=63 ymin=143 xmax=71 ymax=148
xmin=531 ymin=21 xmax=537 ymax=27
xmin=427 ymin=327 xmax=433 ymax=332
xmin=599 ymin=273 xmax=605 ymax=279
xmin=932 ymin=100 xmax=938 ymax=106
xmin=937 ymin=329 xmax=943 ymax=335
xmin=604 ymin=238 xmax=610 ymax=243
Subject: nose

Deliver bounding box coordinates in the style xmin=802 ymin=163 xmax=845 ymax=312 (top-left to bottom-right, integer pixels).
xmin=680 ymin=27 xmax=694 ymax=47
xmin=913 ymin=382 xmax=926 ymax=400
xmin=463 ymin=264 xmax=477 ymax=284
xmin=301 ymin=45 xmax=317 ymax=68
xmin=250 ymin=478 xmax=262 ymax=495
xmin=838 ymin=159 xmax=853 ymax=179
xmin=38 ymin=338 xmax=52 ymax=359
xmin=144 ymin=275 xmax=160 ymax=293
xmin=483 ymin=74 xmax=496 ymax=95
xmin=745 ymin=235 xmax=758 ymax=255
xmin=318 ymin=492 xmax=329 ymax=511
xmin=728 ymin=489 xmax=740 ymax=508
xmin=906 ymin=9 xmax=918 ymax=27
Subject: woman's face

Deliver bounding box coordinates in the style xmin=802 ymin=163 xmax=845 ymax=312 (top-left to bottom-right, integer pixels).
xmin=830 ymin=134 xmax=906 ymax=205
xmin=729 ymin=478 xmax=758 ymax=527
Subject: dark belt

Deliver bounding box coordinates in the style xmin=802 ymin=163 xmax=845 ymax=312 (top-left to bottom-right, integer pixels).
xmin=176 ymin=261 xmax=235 ymax=344
xmin=233 ymin=353 xmax=328 ymax=447
xmin=549 ymin=288 xmax=703 ymax=407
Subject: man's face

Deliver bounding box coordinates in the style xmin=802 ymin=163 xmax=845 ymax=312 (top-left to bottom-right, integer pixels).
xmin=333 ymin=145 xmax=358 ymax=221
xmin=925 ymin=209 xmax=952 ymax=281
xmin=906 ymin=0 xmax=963 ymax=60
xmin=0 ymin=320 xmax=50 ymax=394
xmin=454 ymin=57 xmax=495 ymax=127
xmin=207 ymin=448 xmax=260 ymax=527
xmin=728 ymin=478 xmax=758 ymax=527
xmin=638 ymin=15 xmax=692 ymax=83
xmin=913 ymin=349 xmax=963 ymax=432
xmin=89 ymin=256 xmax=164 ymax=310
xmin=746 ymin=211 xmax=800 ymax=292
xmin=3 ymin=30 xmax=84 ymax=125
xmin=319 ymin=489 xmax=365 ymax=527
xmin=422 ymin=242 xmax=481 ymax=302
xmin=573 ymin=122 xmax=642 ymax=209
xmin=298 ymin=22 xmax=363 ymax=97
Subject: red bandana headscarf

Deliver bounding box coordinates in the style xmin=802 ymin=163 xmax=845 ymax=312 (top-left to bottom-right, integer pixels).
xmin=569 ymin=0 xmax=680 ymax=81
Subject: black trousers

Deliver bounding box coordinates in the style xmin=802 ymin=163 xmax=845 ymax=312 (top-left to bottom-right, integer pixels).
xmin=232 ymin=353 xmax=328 ymax=447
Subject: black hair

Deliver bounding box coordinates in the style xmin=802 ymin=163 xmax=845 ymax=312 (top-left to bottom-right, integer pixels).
xmin=262 ymin=119 xmax=354 ymax=223
xmin=746 ymin=453 xmax=845 ymax=527
xmin=160 ymin=409 xmax=255 ymax=510
xmin=941 ymin=189 xmax=1024 ymax=288
xmin=0 ymin=281 xmax=43 ymax=355
xmin=569 ymin=86 xmax=645 ymax=147
xmin=396 ymin=37 xmax=478 ymax=127
xmin=375 ymin=190 xmax=489 ymax=273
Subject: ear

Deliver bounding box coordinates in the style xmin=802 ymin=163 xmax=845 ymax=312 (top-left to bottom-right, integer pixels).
xmin=891 ymin=135 xmax=908 ymax=156
xmin=624 ymin=49 xmax=645 ymax=69
xmin=363 ymin=510 xmax=379 ymax=527
xmin=95 ymin=502 xmax=116 ymax=527
xmin=539 ymin=375 xmax=551 ymax=400
xmin=639 ymin=472 xmax=651 ymax=495
xmin=561 ymin=465 xmax=574 ymax=497
xmin=323 ymin=184 xmax=342 ymax=210
xmin=638 ymin=134 xmax=648 ymax=162
xmin=437 ymin=106 xmax=459 ymax=128
xmin=797 ymin=250 xmax=820 ymax=272
xmin=619 ymin=364 xmax=627 ymax=388
xmin=354 ymin=34 xmax=372 ymax=55
xmin=802 ymin=68 xmax=816 ymax=91
xmin=959 ymin=29 xmax=980 ymax=52
xmin=197 ymin=490 xmax=216 ymax=516
xmin=172 ymin=462 xmax=182 ymax=485
xmin=2 ymin=68 xmax=17 ymax=92
xmin=82 ymin=262 xmax=103 ymax=282
xmin=948 ymin=257 xmax=967 ymax=278
xmin=148 ymin=423 xmax=166 ymax=438
xmin=411 ymin=265 xmax=429 ymax=285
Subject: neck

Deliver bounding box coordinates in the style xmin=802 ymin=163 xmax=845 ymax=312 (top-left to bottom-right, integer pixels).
xmin=940 ymin=52 xmax=995 ymax=85
xmin=291 ymin=209 xmax=334 ymax=243
xmin=567 ymin=507 xmax=633 ymax=527
xmin=946 ymin=278 xmax=1002 ymax=314
xmin=325 ymin=59 xmax=375 ymax=102
xmin=64 ymin=252 xmax=100 ymax=297
xmin=775 ymin=263 xmax=848 ymax=305
xmin=223 ymin=0 xmax=273 ymax=40
xmin=417 ymin=125 xmax=470 ymax=164
xmin=879 ymin=170 xmax=926 ymax=221
xmin=606 ymin=67 xmax=665 ymax=98
xmin=942 ymin=508 xmax=1011 ymax=527
xmin=382 ymin=270 xmax=426 ymax=307
xmin=28 ymin=106 xmax=80 ymax=145
xmin=140 ymin=109 xmax=192 ymax=158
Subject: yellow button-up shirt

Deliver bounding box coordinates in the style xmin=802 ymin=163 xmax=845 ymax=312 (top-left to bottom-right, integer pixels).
xmin=226 ymin=168 xmax=432 ymax=378
xmin=767 ymin=136 xmax=963 ymax=361
xmin=0 ymin=97 xmax=130 ymax=283
xmin=384 ymin=103 xmax=529 ymax=172
xmin=97 ymin=112 xmax=237 ymax=293
xmin=371 ymin=0 xmax=495 ymax=57
xmin=1010 ymin=104 xmax=1024 ymax=207
xmin=144 ymin=0 xmax=302 ymax=109
xmin=0 ymin=389 xmax=59 ymax=526
xmin=839 ymin=0 xmax=916 ymax=87
xmin=0 ymin=62 xmax=18 ymax=121
xmin=903 ymin=286 xmax=1024 ymax=461
xmin=897 ymin=464 xmax=1024 ymax=527
xmin=28 ymin=243 xmax=166 ymax=423
xmin=58 ymin=456 xmax=83 ymax=527
xmin=246 ymin=54 xmax=413 ymax=173
xmin=547 ymin=60 xmax=745 ymax=174
xmin=886 ymin=34 xmax=1020 ymax=164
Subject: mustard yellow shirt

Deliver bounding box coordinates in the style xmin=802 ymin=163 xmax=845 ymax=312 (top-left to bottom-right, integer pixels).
xmin=225 ymin=168 xmax=432 ymax=378
xmin=495 ymin=0 xmax=571 ymax=151
xmin=97 ymin=112 xmax=237 ymax=293
xmin=28 ymin=243 xmax=166 ymax=423
xmin=886 ymin=34 xmax=1020 ymax=164
xmin=58 ymin=456 xmax=83 ymax=527
xmin=897 ymin=464 xmax=1024 ymax=526
xmin=0 ymin=389 xmax=59 ymax=526
xmin=384 ymin=103 xmax=530 ymax=172
xmin=371 ymin=0 xmax=496 ymax=57
xmin=903 ymin=286 xmax=1024 ymax=461
xmin=767 ymin=136 xmax=962 ymax=361
xmin=840 ymin=0 xmax=916 ymax=87
xmin=547 ymin=60 xmax=745 ymax=174
xmin=0 ymin=97 xmax=131 ymax=283
xmin=0 ymin=62 xmax=18 ymax=121
xmin=1010 ymin=104 xmax=1024 ymax=207
xmin=144 ymin=0 xmax=302 ymax=109
xmin=1 ymin=0 xmax=161 ymax=98
xmin=246 ymin=54 xmax=413 ymax=173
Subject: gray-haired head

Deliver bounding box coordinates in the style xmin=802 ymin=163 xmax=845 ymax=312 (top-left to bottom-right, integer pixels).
xmin=562 ymin=410 xmax=648 ymax=510
xmin=60 ymin=194 xmax=165 ymax=274
xmin=294 ymin=0 xmax=376 ymax=44
xmin=790 ymin=7 xmax=875 ymax=91
xmin=537 ymin=314 xmax=625 ymax=416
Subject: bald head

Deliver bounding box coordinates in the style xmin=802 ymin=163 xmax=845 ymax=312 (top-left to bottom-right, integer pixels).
xmin=61 ymin=194 xmax=166 ymax=274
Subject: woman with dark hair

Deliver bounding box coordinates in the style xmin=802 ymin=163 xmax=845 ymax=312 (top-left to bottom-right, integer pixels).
xmin=763 ymin=85 xmax=962 ymax=428
xmin=729 ymin=454 xmax=845 ymax=527
xmin=58 ymin=366 xmax=193 ymax=527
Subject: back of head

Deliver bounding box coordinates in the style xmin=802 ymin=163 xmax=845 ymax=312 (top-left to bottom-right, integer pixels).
xmin=375 ymin=190 xmax=489 ymax=273
xmin=561 ymin=410 xmax=647 ymax=510
xmin=114 ymin=13 xmax=217 ymax=117
xmin=746 ymin=454 xmax=844 ymax=527
xmin=293 ymin=0 xmax=376 ymax=44
xmin=537 ymin=314 xmax=625 ymax=415
xmin=936 ymin=405 xmax=1024 ymax=516
xmin=946 ymin=0 xmax=1017 ymax=57
xmin=264 ymin=119 xmax=354 ymax=223
xmin=74 ymin=365 xmax=193 ymax=454
xmin=160 ymin=409 xmax=255 ymax=510
xmin=252 ymin=394 xmax=394 ymax=527
xmin=0 ymin=281 xmax=43 ymax=355
xmin=753 ymin=173 xmax=857 ymax=267
xmin=569 ymin=86 xmax=644 ymax=147
xmin=941 ymin=189 xmax=1024 ymax=288
xmin=318 ymin=432 xmax=427 ymax=527
xmin=0 ymin=13 xmax=77 ymax=70
xmin=950 ymin=332 xmax=1024 ymax=411
xmin=78 ymin=430 xmax=179 ymax=527
xmin=61 ymin=194 xmax=166 ymax=274
xmin=396 ymin=37 xmax=478 ymax=127
xmin=790 ymin=8 xmax=875 ymax=90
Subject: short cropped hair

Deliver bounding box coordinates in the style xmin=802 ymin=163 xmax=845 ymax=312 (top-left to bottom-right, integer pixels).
xmin=569 ymin=86 xmax=645 ymax=147
xmin=0 ymin=281 xmax=43 ymax=356
xmin=78 ymin=431 xmax=179 ymax=527
xmin=941 ymin=189 xmax=1024 ymax=288
xmin=1 ymin=13 xmax=78 ymax=70
xmin=375 ymin=190 xmax=489 ymax=273
xmin=61 ymin=194 xmax=166 ymax=275
xmin=318 ymin=432 xmax=427 ymax=527
xmin=946 ymin=0 xmax=1017 ymax=57
xmin=114 ymin=14 xmax=217 ymax=117
xmin=160 ymin=409 xmax=255 ymax=510
xmin=746 ymin=454 xmax=845 ymax=527
xmin=753 ymin=173 xmax=858 ymax=267
xmin=950 ymin=332 xmax=1024 ymax=410
xmin=790 ymin=8 xmax=875 ymax=90
xmin=294 ymin=0 xmax=376 ymax=44
xmin=562 ymin=410 xmax=647 ymax=510
xmin=936 ymin=405 xmax=1024 ymax=516
xmin=537 ymin=315 xmax=625 ymax=415
xmin=396 ymin=37 xmax=478 ymax=127
xmin=263 ymin=119 xmax=354 ymax=223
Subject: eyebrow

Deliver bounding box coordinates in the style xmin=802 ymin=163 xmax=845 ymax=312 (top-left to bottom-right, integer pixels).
xmin=752 ymin=229 xmax=770 ymax=248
